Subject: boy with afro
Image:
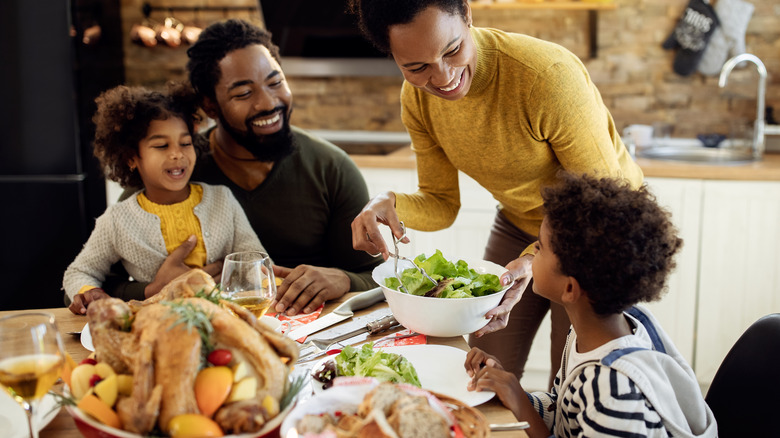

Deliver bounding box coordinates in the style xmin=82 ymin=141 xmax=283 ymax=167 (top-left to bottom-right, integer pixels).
xmin=465 ymin=172 xmax=717 ymax=437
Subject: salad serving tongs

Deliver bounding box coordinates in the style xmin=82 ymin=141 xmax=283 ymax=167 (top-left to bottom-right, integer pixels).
xmin=391 ymin=222 xmax=438 ymax=294
xmin=297 ymin=314 xmax=400 ymax=363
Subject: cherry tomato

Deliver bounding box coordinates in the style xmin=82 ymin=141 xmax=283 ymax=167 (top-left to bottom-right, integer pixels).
xmin=89 ymin=374 xmax=103 ymax=387
xmin=207 ymin=349 xmax=232 ymax=366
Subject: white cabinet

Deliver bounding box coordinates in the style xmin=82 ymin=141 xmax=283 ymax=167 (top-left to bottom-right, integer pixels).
xmin=695 ymin=181 xmax=780 ymax=386
xmin=642 ymin=178 xmax=703 ymax=368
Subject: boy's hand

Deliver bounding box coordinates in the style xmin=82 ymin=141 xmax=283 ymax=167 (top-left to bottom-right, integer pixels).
xmin=466 ymin=348 xmax=525 ymax=420
xmin=464 ymin=347 xmax=503 ymax=377
xmin=68 ymin=288 xmax=110 ymax=315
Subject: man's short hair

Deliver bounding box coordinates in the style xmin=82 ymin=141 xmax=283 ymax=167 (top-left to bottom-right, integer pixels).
xmin=186 ymin=19 xmax=281 ymax=101
xmin=541 ymin=172 xmax=683 ymax=316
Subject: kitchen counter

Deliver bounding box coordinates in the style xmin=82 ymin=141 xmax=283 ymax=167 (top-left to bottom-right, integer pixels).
xmin=350 ymin=146 xmax=780 ymax=181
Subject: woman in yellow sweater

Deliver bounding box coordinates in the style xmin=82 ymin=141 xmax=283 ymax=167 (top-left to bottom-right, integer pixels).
xmin=349 ymin=0 xmax=642 ymax=387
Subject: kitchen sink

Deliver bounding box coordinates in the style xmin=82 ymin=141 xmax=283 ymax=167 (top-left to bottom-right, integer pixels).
xmin=636 ymin=139 xmax=758 ymax=164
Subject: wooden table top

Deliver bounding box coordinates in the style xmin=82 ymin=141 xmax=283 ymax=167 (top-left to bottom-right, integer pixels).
xmin=0 ymin=294 xmax=527 ymax=438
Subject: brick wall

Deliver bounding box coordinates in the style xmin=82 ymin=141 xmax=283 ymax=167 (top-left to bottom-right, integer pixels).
xmin=122 ymin=0 xmax=780 ymax=139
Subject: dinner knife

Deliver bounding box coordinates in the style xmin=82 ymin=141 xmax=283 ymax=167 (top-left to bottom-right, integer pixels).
xmin=287 ymin=287 xmax=386 ymax=340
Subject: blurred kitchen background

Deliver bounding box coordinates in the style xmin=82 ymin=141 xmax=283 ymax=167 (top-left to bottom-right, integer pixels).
xmin=1 ymin=0 xmax=778 ymax=392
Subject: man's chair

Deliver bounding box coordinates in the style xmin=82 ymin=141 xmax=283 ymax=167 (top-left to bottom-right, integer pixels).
xmin=705 ymin=313 xmax=780 ymax=437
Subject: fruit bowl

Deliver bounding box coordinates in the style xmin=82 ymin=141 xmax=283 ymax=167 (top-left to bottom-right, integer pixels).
xmin=372 ymin=257 xmax=509 ymax=337
xmin=66 ymin=397 xmax=297 ymax=438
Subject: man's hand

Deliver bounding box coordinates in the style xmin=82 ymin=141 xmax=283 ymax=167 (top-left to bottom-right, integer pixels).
xmin=270 ymin=265 xmax=351 ymax=316
xmin=144 ymin=235 xmax=223 ymax=298
xmin=68 ymin=288 xmax=110 ymax=315
xmin=473 ymin=253 xmax=533 ymax=337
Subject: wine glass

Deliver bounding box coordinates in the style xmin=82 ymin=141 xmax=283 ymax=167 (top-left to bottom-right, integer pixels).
xmin=221 ymin=251 xmax=276 ymax=318
xmin=0 ymin=312 xmax=65 ymax=438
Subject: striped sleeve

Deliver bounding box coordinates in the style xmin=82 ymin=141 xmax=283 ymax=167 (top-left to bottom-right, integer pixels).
xmin=528 ymin=372 xmax=561 ymax=432
xmin=559 ymin=364 xmax=668 ymax=437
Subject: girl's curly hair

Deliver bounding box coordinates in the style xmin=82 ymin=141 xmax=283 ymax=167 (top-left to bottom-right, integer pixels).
xmin=347 ymin=0 xmax=468 ymax=54
xmin=541 ymin=172 xmax=683 ymax=316
xmin=92 ymin=82 xmax=204 ymax=188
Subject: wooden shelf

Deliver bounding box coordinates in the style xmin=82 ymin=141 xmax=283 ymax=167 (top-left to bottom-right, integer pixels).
xmin=469 ymin=1 xmax=616 ymax=10
xmin=469 ymin=1 xmax=616 ymax=58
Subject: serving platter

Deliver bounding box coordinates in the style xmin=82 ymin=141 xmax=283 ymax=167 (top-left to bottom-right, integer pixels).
xmin=311 ymin=344 xmax=495 ymax=407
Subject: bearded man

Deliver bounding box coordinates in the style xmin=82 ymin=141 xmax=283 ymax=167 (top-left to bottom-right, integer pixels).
xmin=70 ymin=19 xmax=381 ymax=316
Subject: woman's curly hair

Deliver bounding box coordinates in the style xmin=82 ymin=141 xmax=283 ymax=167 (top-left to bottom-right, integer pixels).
xmin=347 ymin=0 xmax=468 ymax=54
xmin=92 ymin=82 xmax=203 ymax=188
xmin=186 ymin=19 xmax=280 ymax=102
xmin=541 ymin=173 xmax=683 ymax=316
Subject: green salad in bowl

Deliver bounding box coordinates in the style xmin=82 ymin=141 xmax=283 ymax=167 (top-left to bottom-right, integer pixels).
xmin=372 ymin=251 xmax=510 ymax=337
xmin=385 ymin=250 xmax=504 ymax=298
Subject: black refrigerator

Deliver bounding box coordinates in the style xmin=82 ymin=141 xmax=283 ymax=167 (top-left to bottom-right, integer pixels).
xmin=0 ymin=0 xmax=124 ymax=310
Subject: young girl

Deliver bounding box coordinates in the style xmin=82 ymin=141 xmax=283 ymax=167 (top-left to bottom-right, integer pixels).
xmin=64 ymin=83 xmax=266 ymax=314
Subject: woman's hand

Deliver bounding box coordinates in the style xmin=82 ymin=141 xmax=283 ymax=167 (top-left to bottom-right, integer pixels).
xmin=270 ymin=264 xmax=351 ymax=316
xmin=473 ymin=253 xmax=533 ymax=337
xmin=351 ymin=192 xmax=408 ymax=260
xmin=68 ymin=288 xmax=110 ymax=315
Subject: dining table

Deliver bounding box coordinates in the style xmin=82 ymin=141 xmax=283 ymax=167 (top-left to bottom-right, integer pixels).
xmin=0 ymin=292 xmax=529 ymax=438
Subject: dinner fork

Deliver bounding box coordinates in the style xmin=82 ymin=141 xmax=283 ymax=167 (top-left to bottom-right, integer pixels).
xmin=297 ymin=314 xmax=400 ymax=363
xmin=391 ymin=222 xmax=438 ymax=294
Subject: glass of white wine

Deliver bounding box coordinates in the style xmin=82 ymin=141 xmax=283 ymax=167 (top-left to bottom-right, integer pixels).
xmin=0 ymin=312 xmax=65 ymax=438
xmin=221 ymin=251 xmax=276 ymax=318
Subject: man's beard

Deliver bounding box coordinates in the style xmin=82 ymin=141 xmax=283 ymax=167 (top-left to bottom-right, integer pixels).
xmin=217 ymin=105 xmax=295 ymax=162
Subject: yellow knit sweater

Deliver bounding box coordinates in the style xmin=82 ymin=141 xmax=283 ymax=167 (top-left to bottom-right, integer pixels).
xmin=136 ymin=184 xmax=206 ymax=267
xmin=396 ymin=27 xmax=643 ymax=239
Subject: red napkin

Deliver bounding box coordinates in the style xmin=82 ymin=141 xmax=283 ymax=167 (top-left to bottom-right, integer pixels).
xmin=265 ymin=304 xmax=324 ymax=341
xmin=373 ymin=328 xmax=427 ymax=347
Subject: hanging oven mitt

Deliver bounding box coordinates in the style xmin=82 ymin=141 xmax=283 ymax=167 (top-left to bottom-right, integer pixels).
xmin=698 ymin=0 xmax=754 ymax=76
xmin=662 ymin=0 xmax=720 ymax=76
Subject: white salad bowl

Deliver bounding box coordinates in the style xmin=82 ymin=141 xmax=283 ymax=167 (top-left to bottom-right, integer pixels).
xmin=372 ymin=257 xmax=509 ymax=337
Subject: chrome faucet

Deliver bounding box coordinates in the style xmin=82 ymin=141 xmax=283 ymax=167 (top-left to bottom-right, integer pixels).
xmin=719 ymin=53 xmax=780 ymax=160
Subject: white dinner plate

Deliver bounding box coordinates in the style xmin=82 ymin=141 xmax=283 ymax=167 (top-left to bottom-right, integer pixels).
xmin=311 ymin=344 xmax=495 ymax=407
xmin=0 ymin=391 xmax=60 ymax=438
xmin=81 ymin=323 xmax=94 ymax=351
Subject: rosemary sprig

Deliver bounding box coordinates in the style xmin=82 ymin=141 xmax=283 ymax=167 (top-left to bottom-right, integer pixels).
xmin=119 ymin=312 xmax=134 ymax=332
xmin=195 ymin=285 xmax=224 ymax=305
xmin=48 ymin=390 xmax=76 ymax=413
xmin=163 ymin=300 xmax=215 ymax=364
xmin=280 ymin=373 xmax=309 ymax=411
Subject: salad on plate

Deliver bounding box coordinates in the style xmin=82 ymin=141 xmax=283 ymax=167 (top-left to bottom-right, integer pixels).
xmin=312 ymin=342 xmax=420 ymax=390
